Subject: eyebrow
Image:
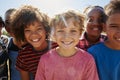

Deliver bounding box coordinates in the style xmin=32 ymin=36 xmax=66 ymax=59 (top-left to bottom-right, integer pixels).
xmin=109 ymin=23 xmax=119 ymax=26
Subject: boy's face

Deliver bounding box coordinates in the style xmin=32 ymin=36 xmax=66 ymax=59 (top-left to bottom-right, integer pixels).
xmin=85 ymin=9 xmax=104 ymax=37
xmin=5 ymin=13 xmax=11 ymax=35
xmin=24 ymin=21 xmax=47 ymax=50
xmin=53 ymin=18 xmax=81 ymax=50
xmin=0 ymin=22 xmax=3 ymax=36
xmin=0 ymin=24 xmax=2 ymax=36
xmin=105 ymin=13 xmax=120 ymax=48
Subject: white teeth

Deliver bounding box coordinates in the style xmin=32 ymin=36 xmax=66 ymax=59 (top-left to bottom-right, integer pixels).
xmin=93 ymin=28 xmax=99 ymax=30
xmin=62 ymin=41 xmax=71 ymax=45
xmin=117 ymin=38 xmax=120 ymax=40
xmin=32 ymin=39 xmax=39 ymax=42
xmin=64 ymin=42 xmax=71 ymax=44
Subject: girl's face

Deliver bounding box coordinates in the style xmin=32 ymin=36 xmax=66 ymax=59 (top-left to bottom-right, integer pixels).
xmin=24 ymin=21 xmax=47 ymax=50
xmin=53 ymin=18 xmax=81 ymax=50
xmin=105 ymin=13 xmax=120 ymax=49
xmin=85 ymin=8 xmax=104 ymax=37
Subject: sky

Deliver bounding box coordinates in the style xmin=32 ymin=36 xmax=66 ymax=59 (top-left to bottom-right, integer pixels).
xmin=0 ymin=0 xmax=110 ymax=19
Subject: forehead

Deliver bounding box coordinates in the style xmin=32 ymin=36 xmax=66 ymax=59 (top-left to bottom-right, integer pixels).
xmin=107 ymin=13 xmax=120 ymax=24
xmin=55 ymin=18 xmax=80 ymax=28
xmin=25 ymin=21 xmax=43 ymax=28
xmin=87 ymin=8 xmax=102 ymax=17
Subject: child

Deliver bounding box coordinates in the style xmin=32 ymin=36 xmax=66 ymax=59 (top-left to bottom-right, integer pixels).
xmin=0 ymin=16 xmax=9 ymax=80
xmin=77 ymin=6 xmax=107 ymax=51
xmin=35 ymin=10 xmax=99 ymax=80
xmin=10 ymin=5 xmax=51 ymax=80
xmin=5 ymin=8 xmax=16 ymax=36
xmin=4 ymin=8 xmax=24 ymax=80
xmin=88 ymin=1 xmax=120 ymax=80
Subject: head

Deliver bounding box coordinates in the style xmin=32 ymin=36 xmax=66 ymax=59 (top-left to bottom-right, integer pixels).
xmin=0 ymin=16 xmax=5 ymax=36
xmin=4 ymin=8 xmax=16 ymax=36
xmin=50 ymin=10 xmax=84 ymax=49
xmin=84 ymin=6 xmax=106 ymax=38
xmin=11 ymin=5 xmax=50 ymax=50
xmin=104 ymin=0 xmax=120 ymax=48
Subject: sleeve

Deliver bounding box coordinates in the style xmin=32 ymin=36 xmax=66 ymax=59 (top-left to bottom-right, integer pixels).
xmin=87 ymin=46 xmax=98 ymax=61
xmin=35 ymin=56 xmax=45 ymax=80
xmin=16 ymin=50 xmax=28 ymax=71
xmin=83 ymin=56 xmax=99 ymax=80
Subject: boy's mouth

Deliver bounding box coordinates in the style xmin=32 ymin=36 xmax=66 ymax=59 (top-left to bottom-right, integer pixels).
xmin=62 ymin=41 xmax=72 ymax=45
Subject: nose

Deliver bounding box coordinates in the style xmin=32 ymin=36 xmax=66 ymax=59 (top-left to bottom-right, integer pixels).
xmin=92 ymin=20 xmax=100 ymax=25
xmin=30 ymin=31 xmax=39 ymax=36
xmin=63 ymin=32 xmax=72 ymax=39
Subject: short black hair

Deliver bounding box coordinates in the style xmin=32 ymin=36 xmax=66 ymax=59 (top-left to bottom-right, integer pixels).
xmin=0 ymin=16 xmax=5 ymax=27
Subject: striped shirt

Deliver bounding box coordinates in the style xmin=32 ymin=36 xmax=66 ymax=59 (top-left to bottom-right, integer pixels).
xmin=16 ymin=44 xmax=50 ymax=78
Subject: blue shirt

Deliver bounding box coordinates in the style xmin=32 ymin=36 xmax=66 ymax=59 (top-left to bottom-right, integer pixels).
xmin=88 ymin=42 xmax=120 ymax=80
xmin=8 ymin=38 xmax=21 ymax=80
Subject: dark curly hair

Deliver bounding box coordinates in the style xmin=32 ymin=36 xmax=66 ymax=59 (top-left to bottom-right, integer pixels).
xmin=11 ymin=5 xmax=50 ymax=42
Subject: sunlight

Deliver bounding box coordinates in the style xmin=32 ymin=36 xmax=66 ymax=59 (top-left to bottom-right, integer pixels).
xmin=27 ymin=0 xmax=74 ymax=17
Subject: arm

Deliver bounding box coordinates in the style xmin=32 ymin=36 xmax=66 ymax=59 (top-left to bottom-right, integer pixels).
xmin=19 ymin=69 xmax=30 ymax=80
xmin=16 ymin=49 xmax=32 ymax=80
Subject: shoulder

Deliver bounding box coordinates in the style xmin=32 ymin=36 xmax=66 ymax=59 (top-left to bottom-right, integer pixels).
xmin=19 ymin=44 xmax=33 ymax=54
xmin=77 ymin=48 xmax=96 ymax=64
xmin=88 ymin=42 xmax=104 ymax=50
xmin=78 ymin=48 xmax=94 ymax=59
xmin=87 ymin=42 xmax=104 ymax=55
xmin=40 ymin=48 xmax=56 ymax=60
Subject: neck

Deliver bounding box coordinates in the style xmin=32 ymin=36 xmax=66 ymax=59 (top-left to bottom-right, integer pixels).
xmin=56 ymin=47 xmax=78 ymax=57
xmin=86 ymin=34 xmax=100 ymax=44
xmin=105 ymin=40 xmax=120 ymax=50
xmin=35 ymin=40 xmax=48 ymax=51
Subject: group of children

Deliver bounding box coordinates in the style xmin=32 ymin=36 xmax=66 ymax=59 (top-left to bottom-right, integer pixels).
xmin=0 ymin=0 xmax=120 ymax=80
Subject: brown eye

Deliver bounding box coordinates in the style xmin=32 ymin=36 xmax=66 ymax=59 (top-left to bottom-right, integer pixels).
xmin=87 ymin=18 xmax=93 ymax=22
xmin=71 ymin=30 xmax=77 ymax=33
xmin=57 ymin=30 xmax=64 ymax=32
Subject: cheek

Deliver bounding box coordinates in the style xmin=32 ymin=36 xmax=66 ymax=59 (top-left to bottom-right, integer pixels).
xmin=24 ymin=33 xmax=29 ymax=41
xmin=24 ymin=31 xmax=33 ymax=41
xmin=85 ymin=23 xmax=90 ymax=31
xmin=42 ymin=30 xmax=48 ymax=38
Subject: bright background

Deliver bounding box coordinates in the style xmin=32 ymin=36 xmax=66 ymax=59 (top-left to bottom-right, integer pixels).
xmin=0 ymin=0 xmax=110 ymax=19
